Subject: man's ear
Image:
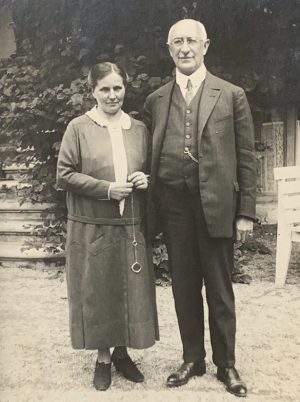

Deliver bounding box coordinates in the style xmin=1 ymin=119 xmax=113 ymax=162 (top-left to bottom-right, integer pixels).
xmin=203 ymin=39 xmax=210 ymax=56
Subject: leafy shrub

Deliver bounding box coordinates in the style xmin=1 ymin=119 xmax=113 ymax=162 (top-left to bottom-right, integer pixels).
xmin=1 ymin=0 xmax=299 ymax=282
xmin=0 ymin=10 xmax=174 ymax=273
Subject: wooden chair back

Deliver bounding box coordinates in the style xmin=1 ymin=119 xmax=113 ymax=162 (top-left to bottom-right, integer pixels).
xmin=273 ymin=166 xmax=300 ymax=285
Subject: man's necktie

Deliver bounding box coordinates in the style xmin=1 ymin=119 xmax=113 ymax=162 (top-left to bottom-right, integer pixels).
xmin=185 ymin=79 xmax=193 ymax=105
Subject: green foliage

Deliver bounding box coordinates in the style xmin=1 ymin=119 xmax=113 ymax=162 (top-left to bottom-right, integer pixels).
xmin=0 ymin=0 xmax=175 ymax=259
xmin=153 ymin=234 xmax=171 ymax=286
xmin=0 ymin=0 xmax=299 ymax=266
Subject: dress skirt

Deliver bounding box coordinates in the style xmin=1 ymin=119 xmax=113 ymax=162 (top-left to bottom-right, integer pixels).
xmin=66 ymin=219 xmax=157 ymax=350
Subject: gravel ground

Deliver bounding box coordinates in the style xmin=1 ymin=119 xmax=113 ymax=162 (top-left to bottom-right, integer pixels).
xmin=0 ymin=233 xmax=300 ymax=402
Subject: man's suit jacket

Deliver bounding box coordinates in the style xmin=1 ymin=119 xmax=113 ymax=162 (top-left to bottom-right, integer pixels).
xmin=144 ymin=71 xmax=257 ymax=239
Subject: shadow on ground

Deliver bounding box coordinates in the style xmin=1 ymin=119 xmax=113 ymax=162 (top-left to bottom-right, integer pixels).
xmin=0 ymin=232 xmax=299 ymax=402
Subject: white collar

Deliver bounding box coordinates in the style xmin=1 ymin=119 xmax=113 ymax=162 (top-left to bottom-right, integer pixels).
xmin=85 ymin=106 xmax=131 ymax=130
xmin=176 ymin=64 xmax=207 ymax=88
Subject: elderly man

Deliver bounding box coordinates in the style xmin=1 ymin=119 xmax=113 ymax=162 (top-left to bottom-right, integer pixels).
xmin=144 ymin=19 xmax=256 ymax=397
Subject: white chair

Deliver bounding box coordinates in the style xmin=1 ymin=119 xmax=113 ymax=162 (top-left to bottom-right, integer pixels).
xmin=274 ymin=166 xmax=300 ymax=286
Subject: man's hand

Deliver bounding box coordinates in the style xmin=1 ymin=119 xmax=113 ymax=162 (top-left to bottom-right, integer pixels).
xmin=109 ymin=182 xmax=133 ymax=201
xmin=128 ymin=172 xmax=148 ymax=190
xmin=235 ymin=217 xmax=253 ymax=243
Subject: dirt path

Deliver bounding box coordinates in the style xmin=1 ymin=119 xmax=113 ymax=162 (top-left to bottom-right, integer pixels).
xmin=0 ymin=237 xmax=300 ymax=402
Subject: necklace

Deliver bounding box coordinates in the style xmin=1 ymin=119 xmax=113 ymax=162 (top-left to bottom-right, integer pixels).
xmin=124 ymin=131 xmax=142 ymax=274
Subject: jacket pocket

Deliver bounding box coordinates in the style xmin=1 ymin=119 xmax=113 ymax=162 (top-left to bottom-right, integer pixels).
xmin=215 ymin=113 xmax=233 ymax=123
xmin=86 ymin=226 xmax=117 ymax=255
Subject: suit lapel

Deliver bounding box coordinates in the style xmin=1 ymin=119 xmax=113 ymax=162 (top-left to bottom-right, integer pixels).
xmin=151 ymin=80 xmax=175 ymax=177
xmin=198 ymin=72 xmax=221 ymax=141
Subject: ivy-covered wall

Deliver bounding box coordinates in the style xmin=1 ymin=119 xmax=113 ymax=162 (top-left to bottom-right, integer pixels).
xmin=0 ymin=0 xmax=299 ymax=278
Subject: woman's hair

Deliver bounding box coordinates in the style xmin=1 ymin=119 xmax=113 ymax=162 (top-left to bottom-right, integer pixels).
xmin=88 ymin=62 xmax=127 ymax=89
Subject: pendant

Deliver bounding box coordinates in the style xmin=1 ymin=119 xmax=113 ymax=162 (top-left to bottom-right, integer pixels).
xmin=131 ymin=262 xmax=142 ymax=274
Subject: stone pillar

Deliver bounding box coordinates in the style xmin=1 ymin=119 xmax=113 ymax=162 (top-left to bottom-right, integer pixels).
xmin=257 ymin=122 xmax=284 ymax=193
xmin=0 ymin=8 xmax=16 ymax=59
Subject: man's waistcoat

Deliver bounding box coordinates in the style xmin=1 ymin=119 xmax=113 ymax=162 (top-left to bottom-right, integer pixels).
xmin=157 ymin=82 xmax=204 ymax=193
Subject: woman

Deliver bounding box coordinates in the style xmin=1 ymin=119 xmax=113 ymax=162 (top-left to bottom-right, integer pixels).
xmin=57 ymin=62 xmax=158 ymax=391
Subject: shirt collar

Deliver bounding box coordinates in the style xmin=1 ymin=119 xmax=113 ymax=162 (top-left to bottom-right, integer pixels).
xmin=85 ymin=106 xmax=131 ymax=130
xmin=176 ymin=64 xmax=207 ymax=89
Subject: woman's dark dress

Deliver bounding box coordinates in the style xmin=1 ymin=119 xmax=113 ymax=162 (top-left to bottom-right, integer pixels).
xmin=57 ymin=112 xmax=158 ymax=349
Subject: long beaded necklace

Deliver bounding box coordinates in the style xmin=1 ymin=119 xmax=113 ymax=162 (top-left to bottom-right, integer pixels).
xmin=124 ymin=131 xmax=142 ymax=274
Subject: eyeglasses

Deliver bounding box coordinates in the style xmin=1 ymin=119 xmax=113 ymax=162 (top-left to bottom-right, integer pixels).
xmin=168 ymin=37 xmax=203 ymax=47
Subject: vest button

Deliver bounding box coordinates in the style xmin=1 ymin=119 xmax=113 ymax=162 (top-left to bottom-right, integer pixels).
xmin=184 ymin=147 xmax=189 ymax=151
xmin=186 ymin=135 xmax=191 ymax=139
xmin=186 ymin=109 xmax=191 ymax=114
xmin=186 ymin=122 xmax=191 ymax=127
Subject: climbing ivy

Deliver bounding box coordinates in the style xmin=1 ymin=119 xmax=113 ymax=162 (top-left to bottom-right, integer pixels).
xmin=0 ymin=0 xmax=299 ymax=274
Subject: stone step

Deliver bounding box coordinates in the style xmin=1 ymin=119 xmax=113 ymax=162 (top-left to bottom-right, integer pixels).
xmin=0 ymin=220 xmax=49 ymax=232
xmin=0 ymin=233 xmax=61 ymax=242
xmin=0 ymin=210 xmax=55 ymax=220
xmin=0 ymin=241 xmax=65 ymax=260
xmin=0 ymin=179 xmax=31 ymax=199
xmin=0 ymin=179 xmax=30 ymax=187
xmin=0 ymin=199 xmax=56 ymax=210
xmin=0 ymin=197 xmax=65 ymax=268
xmin=0 ymin=259 xmax=65 ymax=270
xmin=0 ymin=200 xmax=56 ymax=220
xmin=2 ymin=164 xmax=32 ymax=180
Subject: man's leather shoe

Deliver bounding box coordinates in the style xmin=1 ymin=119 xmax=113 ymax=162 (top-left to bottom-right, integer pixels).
xmin=93 ymin=360 xmax=111 ymax=391
xmin=217 ymin=367 xmax=247 ymax=397
xmin=167 ymin=360 xmax=206 ymax=387
xmin=111 ymin=352 xmax=144 ymax=383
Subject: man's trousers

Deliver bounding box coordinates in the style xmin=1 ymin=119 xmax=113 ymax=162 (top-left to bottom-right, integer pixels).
xmin=155 ymin=181 xmax=236 ymax=367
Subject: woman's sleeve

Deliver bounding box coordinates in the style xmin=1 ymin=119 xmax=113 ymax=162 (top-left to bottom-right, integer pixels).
xmin=57 ymin=121 xmax=110 ymax=200
xmin=144 ymin=125 xmax=152 ymax=177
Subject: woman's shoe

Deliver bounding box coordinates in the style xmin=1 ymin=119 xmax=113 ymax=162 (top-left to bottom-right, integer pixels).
xmin=111 ymin=351 xmax=144 ymax=383
xmin=93 ymin=360 xmax=111 ymax=391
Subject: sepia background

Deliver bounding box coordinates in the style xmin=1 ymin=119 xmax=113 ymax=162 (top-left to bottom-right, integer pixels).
xmin=0 ymin=0 xmax=299 ymax=401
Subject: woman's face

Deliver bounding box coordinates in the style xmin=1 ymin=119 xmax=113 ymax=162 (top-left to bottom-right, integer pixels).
xmin=92 ymin=72 xmax=126 ymax=115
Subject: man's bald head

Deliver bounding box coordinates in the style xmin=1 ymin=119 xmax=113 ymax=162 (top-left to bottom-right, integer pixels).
xmin=167 ymin=19 xmax=207 ymax=45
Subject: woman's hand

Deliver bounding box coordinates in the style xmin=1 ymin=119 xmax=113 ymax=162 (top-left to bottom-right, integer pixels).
xmin=128 ymin=172 xmax=148 ymax=190
xmin=109 ymin=182 xmax=133 ymax=201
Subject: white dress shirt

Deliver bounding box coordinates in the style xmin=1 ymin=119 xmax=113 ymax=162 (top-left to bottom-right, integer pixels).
xmin=176 ymin=64 xmax=207 ymax=100
xmin=85 ymin=106 xmax=131 ymax=216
